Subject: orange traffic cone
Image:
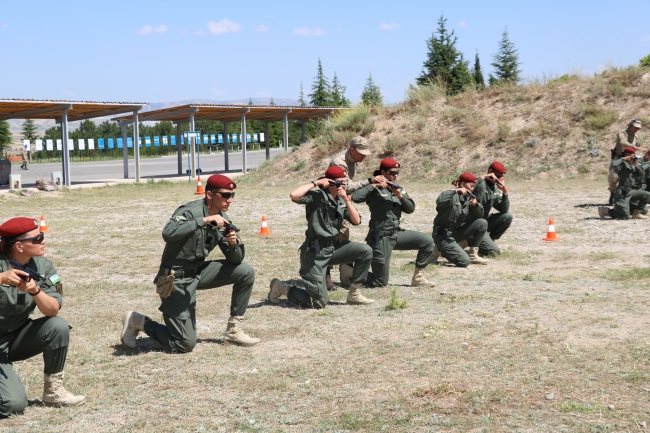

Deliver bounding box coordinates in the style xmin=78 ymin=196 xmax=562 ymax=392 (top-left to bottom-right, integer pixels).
xmin=258 ymin=216 xmax=271 ymax=235
xmin=39 ymin=215 xmax=51 ymax=233
xmin=195 ymin=176 xmax=205 ymax=195
xmin=542 ymin=218 xmax=560 ymax=241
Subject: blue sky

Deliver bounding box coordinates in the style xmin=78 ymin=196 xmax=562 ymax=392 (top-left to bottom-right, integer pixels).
xmin=1 ymin=0 xmax=649 ymax=105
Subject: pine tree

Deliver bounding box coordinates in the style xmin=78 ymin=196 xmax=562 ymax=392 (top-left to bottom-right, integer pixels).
xmin=22 ymin=118 xmax=38 ymax=143
xmin=491 ymin=28 xmax=522 ymax=84
xmin=360 ymin=72 xmax=383 ymax=107
xmin=472 ymin=51 xmax=485 ymax=89
xmin=0 ymin=120 xmax=11 ymax=158
xmin=298 ymin=82 xmax=307 ymax=107
xmin=417 ymin=14 xmax=474 ymax=95
xmin=269 ymin=97 xmax=276 ymax=106
xmin=308 ymin=58 xmax=332 ymax=106
xmin=248 ymin=97 xmax=254 ymax=106
xmin=331 ymin=72 xmax=350 ymax=107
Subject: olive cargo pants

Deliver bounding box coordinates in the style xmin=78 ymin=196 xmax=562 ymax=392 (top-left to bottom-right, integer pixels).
xmin=432 ymin=219 xmax=488 ymax=267
xmin=478 ymin=212 xmax=513 ymax=256
xmin=288 ymin=240 xmax=372 ymax=309
xmin=609 ymin=190 xmax=650 ymax=219
xmin=365 ymin=229 xmax=434 ymax=287
xmin=0 ymin=316 xmax=70 ymax=417
xmin=144 ymin=260 xmax=255 ymax=353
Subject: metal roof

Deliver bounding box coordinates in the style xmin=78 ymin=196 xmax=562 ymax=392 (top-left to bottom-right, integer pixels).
xmin=0 ymin=99 xmax=145 ymax=123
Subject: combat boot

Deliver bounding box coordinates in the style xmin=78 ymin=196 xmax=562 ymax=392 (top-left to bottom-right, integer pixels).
xmin=608 ymin=192 xmax=614 ymax=205
xmin=339 ymin=264 xmax=353 ymax=286
xmin=325 ymin=269 xmax=336 ymax=291
xmin=430 ymin=245 xmax=441 ymax=264
xmin=411 ymin=268 xmax=436 ymax=287
xmin=468 ymin=247 xmax=489 ymax=265
xmin=346 ymin=283 xmax=375 ymax=305
xmin=121 ymin=310 xmax=148 ymax=349
xmin=632 ymin=210 xmax=648 ymax=220
xmin=457 ymin=240 xmax=469 ymax=249
xmin=42 ymin=372 xmax=86 ymax=408
xmin=224 ymin=316 xmax=260 ymax=346
xmin=598 ymin=206 xmax=608 ymax=220
xmin=268 ymin=278 xmax=290 ymax=304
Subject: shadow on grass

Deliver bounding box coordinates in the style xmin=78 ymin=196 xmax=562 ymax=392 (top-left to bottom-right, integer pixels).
xmin=574 ymin=203 xmax=609 ymax=208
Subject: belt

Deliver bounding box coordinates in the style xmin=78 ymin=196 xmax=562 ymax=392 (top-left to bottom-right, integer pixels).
xmin=161 ymin=265 xmax=201 ymax=278
xmin=372 ymin=228 xmax=400 ymax=237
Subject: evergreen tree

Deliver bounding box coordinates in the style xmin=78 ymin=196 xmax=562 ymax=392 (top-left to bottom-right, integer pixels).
xmin=472 ymin=51 xmax=485 ymax=88
xmin=22 ymin=118 xmax=38 ymax=143
xmin=248 ymin=97 xmax=254 ymax=106
xmin=331 ymin=72 xmax=350 ymax=107
xmin=309 ymin=58 xmax=332 ymax=106
xmin=269 ymin=97 xmax=276 ymax=106
xmin=0 ymin=120 xmax=11 ymax=158
xmin=640 ymin=54 xmax=650 ymax=67
xmin=490 ymin=28 xmax=522 ymax=84
xmin=298 ymin=82 xmax=306 ymax=107
xmin=360 ymin=72 xmax=383 ymax=107
xmin=417 ymin=14 xmax=474 ymax=95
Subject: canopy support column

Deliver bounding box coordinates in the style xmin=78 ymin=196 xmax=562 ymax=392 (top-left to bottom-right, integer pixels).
xmin=283 ymin=113 xmax=289 ymax=153
xmin=241 ymin=113 xmax=247 ymax=173
xmin=133 ymin=111 xmax=141 ymax=183
xmin=189 ymin=112 xmax=196 ymax=179
xmin=265 ymin=122 xmax=270 ymax=160
xmin=121 ymin=124 xmax=128 ymax=178
xmin=176 ymin=123 xmax=182 ymax=175
xmin=223 ymin=122 xmax=229 ymax=171
xmin=61 ymin=109 xmax=71 ymax=187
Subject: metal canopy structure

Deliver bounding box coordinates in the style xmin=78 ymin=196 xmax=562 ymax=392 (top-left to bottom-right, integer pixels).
xmin=0 ymin=99 xmax=144 ymax=186
xmin=112 ymin=104 xmax=341 ymax=178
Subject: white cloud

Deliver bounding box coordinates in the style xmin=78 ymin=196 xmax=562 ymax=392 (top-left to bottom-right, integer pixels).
xmin=458 ymin=21 xmax=467 ymax=27
xmin=645 ymin=35 xmax=650 ymax=41
xmin=136 ymin=24 xmax=167 ymax=35
xmin=206 ymin=19 xmax=242 ymax=35
xmin=255 ymin=24 xmax=269 ymax=32
xmin=294 ymin=27 xmax=326 ymax=36
xmin=379 ymin=23 xmax=399 ymax=30
xmin=1 ymin=23 xmax=8 ymax=28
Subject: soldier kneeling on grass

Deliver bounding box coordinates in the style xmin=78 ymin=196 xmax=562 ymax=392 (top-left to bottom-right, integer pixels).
xmin=599 ymin=147 xmax=650 ymax=220
xmin=268 ymin=166 xmax=375 ymax=308
xmin=121 ymin=174 xmax=259 ymax=353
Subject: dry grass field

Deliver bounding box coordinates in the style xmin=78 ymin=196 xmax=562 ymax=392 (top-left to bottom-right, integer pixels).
xmin=1 ymin=177 xmax=650 ymax=432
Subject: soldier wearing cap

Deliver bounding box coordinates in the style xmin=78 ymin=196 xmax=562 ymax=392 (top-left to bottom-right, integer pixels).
xmin=121 ymin=174 xmax=259 ymax=352
xmin=268 ymin=166 xmax=375 ymax=308
xmin=0 ymin=217 xmax=85 ymax=416
xmin=327 ymin=136 xmax=386 ymax=290
xmin=20 ymin=147 xmax=28 ymax=170
xmin=431 ymin=172 xmax=489 ymax=267
xmin=608 ymin=119 xmax=643 ymax=204
xmin=468 ymin=161 xmax=513 ymax=256
xmin=599 ymin=147 xmax=650 ymax=220
xmin=352 ymin=158 xmax=436 ymax=287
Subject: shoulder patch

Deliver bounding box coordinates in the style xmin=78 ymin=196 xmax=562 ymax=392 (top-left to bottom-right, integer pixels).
xmin=49 ymin=274 xmax=61 ymax=284
xmin=175 ymin=216 xmax=188 ymax=221
xmin=55 ymin=282 xmax=63 ymax=295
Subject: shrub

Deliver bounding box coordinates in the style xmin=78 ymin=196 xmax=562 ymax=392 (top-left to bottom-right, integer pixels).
xmin=523 ymin=137 xmax=539 ymax=147
xmin=405 ymin=80 xmax=446 ymax=107
xmin=496 ymin=122 xmax=511 ymax=142
xmin=641 ymin=54 xmax=650 ymax=67
xmin=608 ymin=82 xmax=625 ymax=96
xmin=581 ymin=104 xmax=618 ymax=130
xmin=578 ymin=164 xmax=590 ymax=174
xmin=384 ymin=138 xmax=400 ymax=155
xmin=385 ymin=288 xmax=408 ymax=310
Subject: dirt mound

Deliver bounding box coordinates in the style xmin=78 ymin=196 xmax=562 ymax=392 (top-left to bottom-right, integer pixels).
xmin=241 ymin=67 xmax=650 ymax=186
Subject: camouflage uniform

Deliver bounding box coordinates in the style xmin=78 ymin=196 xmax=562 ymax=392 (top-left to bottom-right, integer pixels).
xmin=609 ymin=129 xmax=639 ymax=192
xmin=607 ymin=158 xmax=650 ymax=219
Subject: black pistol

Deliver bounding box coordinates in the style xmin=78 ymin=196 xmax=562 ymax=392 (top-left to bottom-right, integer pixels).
xmin=10 ymin=259 xmax=45 ymax=282
xmin=328 ymin=180 xmax=344 ymax=188
xmin=387 ymin=181 xmax=402 ymax=190
xmin=210 ymin=220 xmax=240 ymax=234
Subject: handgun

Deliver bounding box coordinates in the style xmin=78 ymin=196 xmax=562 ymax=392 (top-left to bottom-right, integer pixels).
xmin=10 ymin=259 xmax=45 ymax=282
xmin=209 ymin=220 xmax=240 ymax=234
xmin=328 ymin=180 xmax=344 ymax=188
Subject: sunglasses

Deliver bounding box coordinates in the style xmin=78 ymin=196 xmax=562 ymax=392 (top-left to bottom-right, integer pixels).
xmin=214 ymin=191 xmax=235 ymax=199
xmin=385 ymin=171 xmax=400 ymax=176
xmin=17 ymin=232 xmax=45 ymax=244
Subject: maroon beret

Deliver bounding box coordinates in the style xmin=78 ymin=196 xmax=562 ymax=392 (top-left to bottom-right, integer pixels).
xmin=380 ymin=158 xmax=400 ymax=170
xmin=206 ymin=174 xmax=236 ymax=190
xmin=489 ymin=161 xmax=506 ymax=175
xmin=459 ymin=172 xmax=477 ymax=183
xmin=624 ymin=146 xmax=637 ymax=155
xmin=325 ymin=166 xmax=347 ymax=179
xmin=0 ymin=217 xmax=38 ymax=238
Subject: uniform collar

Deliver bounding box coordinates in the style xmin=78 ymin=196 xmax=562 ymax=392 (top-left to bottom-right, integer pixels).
xmin=345 ymin=149 xmax=356 ymax=166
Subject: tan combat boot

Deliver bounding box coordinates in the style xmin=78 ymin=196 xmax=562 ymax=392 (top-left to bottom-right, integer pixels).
xmin=224 ymin=316 xmax=260 ymax=346
xmin=411 ymin=268 xmax=436 ymax=287
xmin=42 ymin=372 xmax=86 ymax=407
xmin=121 ymin=310 xmax=148 ymax=349
xmin=632 ymin=210 xmax=648 ymax=219
xmin=339 ymin=264 xmax=353 ymax=286
xmin=468 ymin=247 xmax=489 ymax=265
xmin=268 ymin=278 xmax=290 ymax=304
xmin=326 ymin=272 xmax=336 ymax=291
xmin=346 ymin=283 xmax=375 ymax=305
xmin=430 ymin=245 xmax=441 ymax=264
xmin=458 ymin=240 xmax=469 ymax=249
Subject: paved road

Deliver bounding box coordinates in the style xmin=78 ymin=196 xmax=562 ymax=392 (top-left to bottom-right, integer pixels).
xmin=3 ymin=148 xmax=285 ymax=188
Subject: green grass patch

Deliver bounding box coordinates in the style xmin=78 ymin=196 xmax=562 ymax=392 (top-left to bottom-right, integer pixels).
xmin=606 ymin=267 xmax=650 ymax=281
xmin=558 ymin=402 xmax=597 ymax=413
xmin=589 ymin=252 xmax=618 ymax=261
xmin=385 ymin=288 xmax=408 ymax=310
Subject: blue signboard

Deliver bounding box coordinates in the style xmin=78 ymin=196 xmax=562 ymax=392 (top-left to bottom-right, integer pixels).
xmin=196 ymin=135 xmax=201 ymax=145
xmin=108 ymin=138 xmax=115 ymax=149
xmin=171 ymin=135 xmax=176 ymax=146
xmin=203 ymin=134 xmax=208 ymax=145
xmin=218 ymin=133 xmax=223 ymax=144
xmin=145 ymin=136 xmax=151 ymax=147
xmin=98 ymin=138 xmax=105 ymax=150
xmin=154 ymin=136 xmax=160 ymax=146
xmin=247 ymin=133 xmax=251 ymax=143
xmin=210 ymin=134 xmax=216 ymax=144
xmin=181 ymin=135 xmax=184 ymax=145
xmin=127 ymin=137 xmax=133 ymax=148
xmin=138 ymin=137 xmax=142 ymax=147
xmin=253 ymin=133 xmax=258 ymax=143
xmin=232 ymin=133 xmax=238 ymax=143
xmin=117 ymin=138 xmax=123 ymax=148
xmin=162 ymin=136 xmax=168 ymax=146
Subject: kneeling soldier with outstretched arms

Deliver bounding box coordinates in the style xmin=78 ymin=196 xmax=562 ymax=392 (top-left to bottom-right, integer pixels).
xmin=268 ymin=166 xmax=374 ymax=308
xmin=121 ymin=174 xmax=259 ymax=352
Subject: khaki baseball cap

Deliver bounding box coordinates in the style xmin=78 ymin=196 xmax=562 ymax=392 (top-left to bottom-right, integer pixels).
xmin=350 ymin=136 xmax=371 ymax=155
xmin=630 ymin=119 xmax=643 ymax=129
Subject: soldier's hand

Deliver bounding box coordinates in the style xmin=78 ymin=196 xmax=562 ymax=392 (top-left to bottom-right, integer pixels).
xmin=496 ymin=178 xmax=508 ymax=194
xmin=392 ymin=186 xmax=403 ymax=198
xmin=17 ymin=277 xmax=37 ymax=294
xmin=225 ymin=230 xmax=238 ymax=246
xmin=456 ymin=187 xmax=469 ymax=196
xmin=0 ymin=269 xmax=29 ymax=286
xmin=338 ymin=185 xmax=350 ymax=202
xmin=484 ymin=173 xmax=499 ymax=183
xmin=624 ymin=155 xmax=636 ymax=164
xmin=315 ymin=178 xmax=331 ymax=188
xmin=204 ymin=214 xmax=227 ymax=228
xmin=469 ymin=197 xmax=478 ymax=206
xmin=372 ymin=175 xmax=388 ymax=185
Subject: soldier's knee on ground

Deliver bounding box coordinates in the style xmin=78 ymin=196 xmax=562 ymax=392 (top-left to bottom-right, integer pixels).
xmin=171 ymin=337 xmax=196 ymax=353
xmin=0 ymin=391 xmax=28 ymax=418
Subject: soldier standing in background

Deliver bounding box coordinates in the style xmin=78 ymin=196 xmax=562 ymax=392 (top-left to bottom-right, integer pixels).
xmin=20 ymin=146 xmax=28 ymax=170
xmin=608 ymin=119 xmax=643 ymax=204
xmin=327 ymin=136 xmax=386 ymax=289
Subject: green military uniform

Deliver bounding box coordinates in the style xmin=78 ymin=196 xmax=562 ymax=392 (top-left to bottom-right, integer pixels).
xmin=0 ymin=255 xmax=69 ymax=417
xmin=288 ymin=187 xmax=372 ymax=308
xmin=609 ymin=130 xmax=638 ymax=192
xmin=608 ymin=158 xmax=650 ymax=219
xmin=352 ymin=183 xmax=433 ymax=287
xmin=468 ymin=178 xmax=513 ymax=256
xmin=143 ymin=199 xmax=254 ymax=353
xmin=432 ymin=190 xmax=487 ymax=267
